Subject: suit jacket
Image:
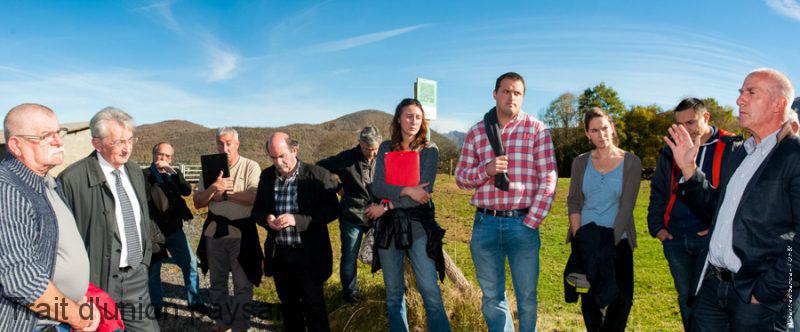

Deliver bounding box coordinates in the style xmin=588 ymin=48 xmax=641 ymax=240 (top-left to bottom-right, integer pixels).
xmin=58 ymin=151 xmax=154 ymax=293
xmin=251 ymin=161 xmax=339 ymax=284
xmin=143 ymin=165 xmax=193 ymax=235
xmin=679 ymin=135 xmax=800 ymax=311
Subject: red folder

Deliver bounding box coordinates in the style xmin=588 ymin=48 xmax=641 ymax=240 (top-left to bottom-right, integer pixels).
xmin=384 ymin=151 xmax=420 ymax=186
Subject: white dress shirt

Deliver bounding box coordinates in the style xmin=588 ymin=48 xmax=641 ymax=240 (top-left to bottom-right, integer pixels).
xmin=707 ymin=129 xmax=780 ymax=272
xmin=97 ymin=154 xmax=143 ymax=268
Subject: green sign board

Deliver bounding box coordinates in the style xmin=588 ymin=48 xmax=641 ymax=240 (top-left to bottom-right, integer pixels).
xmin=414 ymin=78 xmax=437 ymax=120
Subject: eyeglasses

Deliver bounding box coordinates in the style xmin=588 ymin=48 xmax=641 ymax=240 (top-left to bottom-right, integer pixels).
xmin=14 ymin=128 xmax=69 ymax=144
xmin=103 ymin=137 xmax=139 ymax=148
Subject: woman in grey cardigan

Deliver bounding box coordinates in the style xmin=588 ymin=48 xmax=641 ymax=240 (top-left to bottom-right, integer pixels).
xmin=566 ymin=107 xmax=642 ymax=332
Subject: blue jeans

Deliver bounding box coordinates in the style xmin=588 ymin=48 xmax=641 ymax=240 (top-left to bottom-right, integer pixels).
xmin=148 ymin=228 xmax=203 ymax=309
xmin=378 ymin=232 xmax=451 ymax=332
xmin=340 ymin=220 xmax=368 ymax=298
xmin=470 ymin=212 xmax=540 ymax=332
xmin=692 ymin=272 xmax=789 ymax=331
xmin=662 ymin=235 xmax=709 ymax=330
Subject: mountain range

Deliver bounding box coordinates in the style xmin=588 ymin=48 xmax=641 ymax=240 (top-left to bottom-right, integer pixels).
xmin=133 ymin=110 xmax=461 ymax=173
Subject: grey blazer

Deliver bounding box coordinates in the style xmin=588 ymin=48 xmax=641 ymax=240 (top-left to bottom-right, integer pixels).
xmin=566 ymin=151 xmax=642 ymax=249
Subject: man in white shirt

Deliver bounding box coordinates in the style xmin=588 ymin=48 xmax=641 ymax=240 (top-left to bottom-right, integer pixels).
xmin=59 ymin=107 xmax=160 ymax=331
xmin=666 ymin=68 xmax=799 ymax=331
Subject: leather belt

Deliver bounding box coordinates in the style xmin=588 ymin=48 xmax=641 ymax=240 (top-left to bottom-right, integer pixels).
xmin=710 ymin=264 xmax=733 ymax=282
xmin=477 ymin=207 xmax=530 ymax=218
xmin=276 ymin=243 xmax=304 ymax=251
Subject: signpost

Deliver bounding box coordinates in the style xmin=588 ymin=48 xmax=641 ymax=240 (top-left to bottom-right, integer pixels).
xmin=414 ymin=78 xmax=437 ymax=141
xmin=414 ymin=77 xmax=437 ymax=120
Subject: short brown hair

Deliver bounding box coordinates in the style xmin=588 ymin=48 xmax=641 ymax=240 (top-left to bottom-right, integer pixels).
xmin=494 ymin=72 xmax=526 ymax=93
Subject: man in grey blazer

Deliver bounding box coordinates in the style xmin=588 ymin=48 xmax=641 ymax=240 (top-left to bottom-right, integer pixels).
xmin=59 ymin=107 xmax=160 ymax=331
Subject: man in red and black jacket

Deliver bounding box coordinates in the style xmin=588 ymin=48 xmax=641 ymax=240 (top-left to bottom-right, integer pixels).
xmin=647 ymin=97 xmax=737 ymax=330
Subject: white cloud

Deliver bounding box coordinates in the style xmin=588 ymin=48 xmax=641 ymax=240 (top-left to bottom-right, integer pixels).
xmin=765 ymin=0 xmax=800 ymax=21
xmin=313 ymin=24 xmax=431 ymax=52
xmin=134 ymin=1 xmax=240 ymax=82
xmin=204 ymin=40 xmax=239 ymax=82
xmin=0 ymin=66 xmax=361 ymax=130
xmin=0 ymin=67 xmax=224 ymax=125
xmin=137 ymin=0 xmax=180 ymax=31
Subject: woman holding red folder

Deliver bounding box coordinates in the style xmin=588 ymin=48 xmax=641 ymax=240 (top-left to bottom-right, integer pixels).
xmin=367 ymin=98 xmax=451 ymax=332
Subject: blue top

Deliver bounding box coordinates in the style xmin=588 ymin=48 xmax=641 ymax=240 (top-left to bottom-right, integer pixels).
xmin=580 ymin=157 xmax=624 ymax=230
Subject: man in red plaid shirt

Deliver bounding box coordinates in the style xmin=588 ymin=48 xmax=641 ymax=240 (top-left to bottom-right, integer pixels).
xmin=456 ymin=72 xmax=558 ymax=332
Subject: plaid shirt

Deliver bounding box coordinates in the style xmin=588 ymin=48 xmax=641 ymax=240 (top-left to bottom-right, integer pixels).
xmin=455 ymin=111 xmax=558 ymax=229
xmin=275 ymin=164 xmax=301 ymax=245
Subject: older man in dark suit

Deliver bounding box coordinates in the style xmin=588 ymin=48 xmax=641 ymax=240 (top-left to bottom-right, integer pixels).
xmin=59 ymin=107 xmax=160 ymax=331
xmin=252 ymin=132 xmax=339 ymax=332
xmin=667 ymin=68 xmax=799 ymax=331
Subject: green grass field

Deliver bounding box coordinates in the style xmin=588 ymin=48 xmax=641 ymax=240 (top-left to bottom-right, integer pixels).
xmin=252 ymin=177 xmax=682 ymax=331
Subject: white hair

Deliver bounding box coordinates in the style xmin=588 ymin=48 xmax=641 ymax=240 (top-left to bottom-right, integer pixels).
xmin=216 ymin=127 xmax=239 ymax=141
xmin=90 ymin=107 xmax=135 ymax=139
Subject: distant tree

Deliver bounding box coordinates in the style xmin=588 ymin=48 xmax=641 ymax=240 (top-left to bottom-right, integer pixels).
xmin=543 ymin=93 xmax=590 ymax=177
xmin=578 ymin=83 xmax=627 ymax=121
xmin=701 ymin=97 xmax=740 ymax=133
xmin=544 ymin=93 xmax=581 ymax=130
xmin=622 ymin=105 xmax=672 ymax=169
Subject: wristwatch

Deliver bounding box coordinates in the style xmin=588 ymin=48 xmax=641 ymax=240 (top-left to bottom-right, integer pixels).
xmin=222 ymin=192 xmax=229 ymax=201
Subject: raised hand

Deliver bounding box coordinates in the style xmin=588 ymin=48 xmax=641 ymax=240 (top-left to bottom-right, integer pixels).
xmin=664 ymin=124 xmax=701 ymax=179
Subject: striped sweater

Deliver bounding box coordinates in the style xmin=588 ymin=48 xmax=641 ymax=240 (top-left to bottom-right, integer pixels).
xmin=0 ymin=156 xmax=59 ymax=331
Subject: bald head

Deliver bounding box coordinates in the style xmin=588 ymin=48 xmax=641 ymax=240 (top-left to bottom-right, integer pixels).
xmin=748 ymin=68 xmax=795 ymax=117
xmin=3 ymin=103 xmax=64 ymax=176
xmin=4 ymin=103 xmax=55 ymax=141
xmin=267 ymin=132 xmax=290 ymax=154
xmin=266 ymin=132 xmax=299 ymax=177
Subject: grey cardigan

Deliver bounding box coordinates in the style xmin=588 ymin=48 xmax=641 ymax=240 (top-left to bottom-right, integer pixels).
xmin=370 ymin=140 xmax=439 ymax=209
xmin=566 ymin=151 xmax=642 ymax=249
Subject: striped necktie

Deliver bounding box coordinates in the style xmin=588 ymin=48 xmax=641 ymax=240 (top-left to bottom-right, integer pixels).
xmin=112 ymin=169 xmax=142 ymax=267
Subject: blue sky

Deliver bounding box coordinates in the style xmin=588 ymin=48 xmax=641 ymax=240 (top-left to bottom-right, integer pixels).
xmin=1 ymin=0 xmax=799 ymax=132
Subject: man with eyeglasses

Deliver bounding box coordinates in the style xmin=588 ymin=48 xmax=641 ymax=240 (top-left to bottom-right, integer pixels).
xmin=59 ymin=107 xmax=161 ymax=331
xmin=0 ymin=103 xmax=99 ymax=331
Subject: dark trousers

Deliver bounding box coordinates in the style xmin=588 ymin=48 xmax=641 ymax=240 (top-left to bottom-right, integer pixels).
xmin=691 ymin=268 xmax=789 ymax=332
xmin=663 ymin=235 xmax=709 ymax=330
xmin=581 ymin=242 xmax=633 ymax=332
xmin=273 ymin=246 xmax=331 ymax=332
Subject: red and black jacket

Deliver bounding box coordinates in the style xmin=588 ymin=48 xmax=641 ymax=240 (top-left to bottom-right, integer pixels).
xmin=647 ymin=127 xmax=738 ymax=238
